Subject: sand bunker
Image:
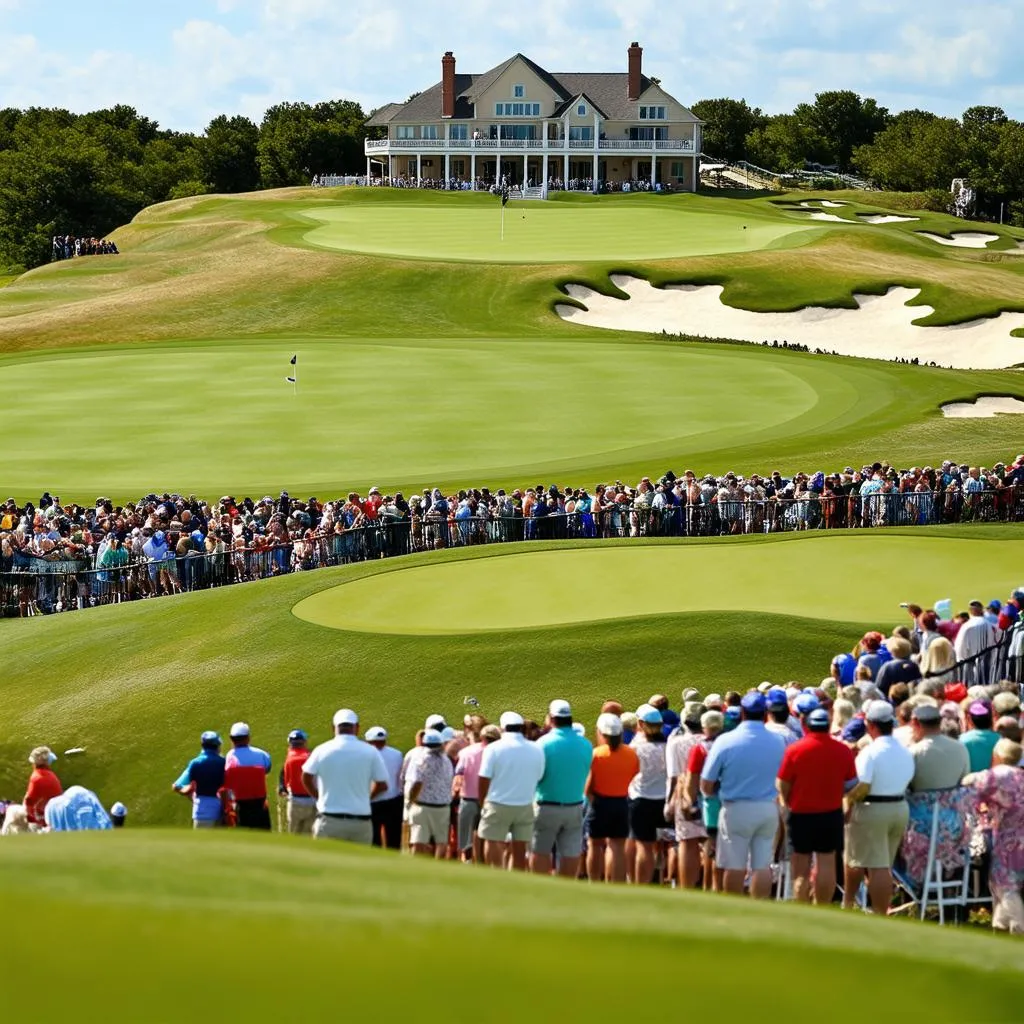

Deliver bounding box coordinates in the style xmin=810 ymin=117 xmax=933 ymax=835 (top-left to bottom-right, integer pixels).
xmin=918 ymin=231 xmax=1000 ymax=249
xmin=860 ymin=214 xmax=919 ymax=224
xmin=941 ymin=397 xmax=1024 ymax=418
xmin=808 ymin=212 xmax=848 ymax=222
xmin=556 ymin=275 xmax=1024 ymax=370
xmin=800 ymin=200 xmax=847 ymax=209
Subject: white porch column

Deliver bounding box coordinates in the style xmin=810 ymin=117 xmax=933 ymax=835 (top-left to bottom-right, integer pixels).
xmin=593 ymin=109 xmax=601 ymax=194
xmin=650 ymin=152 xmax=657 ymax=189
xmin=592 ymin=153 xmax=598 ymax=193
xmin=444 ymin=125 xmax=450 ymax=185
xmin=563 ymin=151 xmax=569 ymax=186
xmin=523 ymin=152 xmax=528 ymax=188
xmin=416 ymin=152 xmax=422 ymax=183
xmin=366 ymin=156 xmax=371 ymax=182
xmin=471 ymin=150 xmax=476 ymax=188
xmin=497 ymin=148 xmax=502 ymax=186
xmin=542 ymin=153 xmax=548 ymax=189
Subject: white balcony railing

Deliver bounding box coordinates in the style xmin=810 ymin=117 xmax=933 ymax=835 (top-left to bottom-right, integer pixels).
xmin=364 ymin=137 xmax=696 ymax=155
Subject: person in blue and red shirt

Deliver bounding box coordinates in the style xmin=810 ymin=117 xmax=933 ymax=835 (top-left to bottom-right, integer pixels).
xmin=279 ymin=729 xmax=315 ymax=834
xmin=224 ymin=722 xmax=272 ymax=830
xmin=173 ymin=731 xmax=227 ymax=828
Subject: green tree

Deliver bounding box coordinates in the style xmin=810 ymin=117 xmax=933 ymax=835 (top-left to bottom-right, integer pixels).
xmin=853 ymin=111 xmax=966 ymax=192
xmin=691 ymin=98 xmax=765 ymax=161
xmin=795 ymin=91 xmax=890 ymax=170
xmin=257 ymin=100 xmax=367 ymax=187
xmin=202 ymin=115 xmax=260 ymax=194
xmin=744 ymin=114 xmax=828 ymax=172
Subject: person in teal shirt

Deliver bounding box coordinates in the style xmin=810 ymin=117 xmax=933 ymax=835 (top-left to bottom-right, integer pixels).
xmin=961 ymin=701 xmax=1000 ymax=773
xmin=533 ymin=699 xmax=593 ymax=878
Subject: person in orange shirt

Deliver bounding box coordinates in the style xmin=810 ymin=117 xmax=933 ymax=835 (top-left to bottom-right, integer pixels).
xmin=279 ymin=730 xmax=315 ymax=834
xmin=584 ymin=714 xmax=639 ymax=883
xmin=24 ymin=746 xmax=62 ymax=828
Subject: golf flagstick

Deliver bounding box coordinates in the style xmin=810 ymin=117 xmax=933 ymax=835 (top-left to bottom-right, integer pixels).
xmin=287 ymin=353 xmax=298 ymax=395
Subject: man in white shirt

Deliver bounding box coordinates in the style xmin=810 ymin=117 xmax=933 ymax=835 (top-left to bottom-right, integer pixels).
xmin=478 ymin=711 xmax=545 ymax=870
xmin=955 ymin=601 xmax=996 ymax=668
xmin=366 ymin=725 xmax=405 ymax=850
xmin=842 ymin=700 xmax=915 ymax=913
xmin=302 ymin=708 xmax=389 ymax=844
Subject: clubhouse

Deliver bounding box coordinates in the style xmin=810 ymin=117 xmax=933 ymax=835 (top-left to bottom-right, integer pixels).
xmin=364 ymin=43 xmax=702 ymax=192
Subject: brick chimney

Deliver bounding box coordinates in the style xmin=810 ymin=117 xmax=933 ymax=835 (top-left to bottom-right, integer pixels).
xmin=441 ymin=51 xmax=456 ymax=118
xmin=627 ymin=42 xmax=643 ymax=101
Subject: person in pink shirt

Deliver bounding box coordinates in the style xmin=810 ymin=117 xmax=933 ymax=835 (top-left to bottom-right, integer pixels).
xmin=454 ymin=723 xmax=500 ymax=862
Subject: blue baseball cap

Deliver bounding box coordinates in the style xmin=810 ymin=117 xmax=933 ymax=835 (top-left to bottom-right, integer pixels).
xmin=766 ymin=688 xmax=789 ymax=708
xmin=636 ymin=703 xmax=664 ymax=725
xmin=200 ymin=730 xmax=221 ymax=747
xmin=288 ymin=729 xmax=307 ymax=744
xmin=841 ymin=719 xmax=866 ymax=743
xmin=740 ymin=691 xmax=766 ymax=713
xmin=806 ymin=708 xmax=830 ymax=730
xmin=795 ymin=694 xmax=820 ymax=715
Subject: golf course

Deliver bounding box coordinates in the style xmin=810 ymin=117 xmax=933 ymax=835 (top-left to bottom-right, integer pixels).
xmin=4 ymin=182 xmax=1024 ymax=1011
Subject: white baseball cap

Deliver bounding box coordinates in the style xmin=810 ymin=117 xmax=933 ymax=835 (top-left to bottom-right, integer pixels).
xmin=571 ymin=721 xmax=586 ymax=737
xmin=110 ymin=802 xmax=127 ymax=817
xmin=596 ymin=712 xmax=623 ymax=737
xmin=425 ymin=714 xmax=447 ymax=730
xmin=422 ymin=729 xmax=445 ymax=747
xmin=499 ymin=711 xmax=524 ymax=730
xmin=229 ymin=722 xmax=250 ymax=738
xmin=864 ymin=700 xmax=894 ymax=724
xmin=365 ymin=726 xmax=387 ymax=742
xmin=549 ymin=699 xmax=572 ymax=718
xmin=333 ymin=708 xmax=359 ymax=727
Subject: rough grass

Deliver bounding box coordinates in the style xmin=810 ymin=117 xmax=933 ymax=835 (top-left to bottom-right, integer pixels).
xmin=1 ymin=831 xmax=1021 ymax=1022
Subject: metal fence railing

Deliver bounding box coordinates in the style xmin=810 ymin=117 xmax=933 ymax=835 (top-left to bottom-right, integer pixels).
xmin=3 ymin=487 xmax=1024 ymax=618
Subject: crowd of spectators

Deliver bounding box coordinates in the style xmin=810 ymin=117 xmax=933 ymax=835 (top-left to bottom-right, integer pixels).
xmin=3 ymin=453 xmax=1024 ymax=615
xmin=50 ymin=235 xmax=119 ymax=261
xmin=5 ymin=594 xmax=1022 ymax=933
xmin=321 ymin=175 xmax=675 ymax=194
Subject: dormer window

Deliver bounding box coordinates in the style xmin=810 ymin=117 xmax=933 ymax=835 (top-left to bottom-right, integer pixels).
xmin=577 ymin=103 xmax=587 ymax=116
xmin=513 ymin=84 xmax=525 ymax=98
xmin=639 ymin=105 xmax=666 ymax=120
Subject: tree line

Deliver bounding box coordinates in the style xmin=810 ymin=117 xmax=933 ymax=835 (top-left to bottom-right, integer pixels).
xmin=693 ymin=92 xmax=1024 ymax=224
xmin=1 ymin=91 xmax=1021 ymax=271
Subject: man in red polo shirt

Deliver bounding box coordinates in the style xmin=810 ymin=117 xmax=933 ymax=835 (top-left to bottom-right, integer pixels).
xmin=776 ymin=706 xmax=857 ymax=905
xmin=279 ymin=729 xmax=316 ymax=834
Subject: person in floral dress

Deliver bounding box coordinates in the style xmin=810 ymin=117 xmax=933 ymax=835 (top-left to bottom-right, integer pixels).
xmin=965 ymin=739 xmax=1024 ymax=935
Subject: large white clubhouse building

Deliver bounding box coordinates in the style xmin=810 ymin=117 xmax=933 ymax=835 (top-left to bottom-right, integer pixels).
xmin=365 ymin=44 xmax=702 ymax=191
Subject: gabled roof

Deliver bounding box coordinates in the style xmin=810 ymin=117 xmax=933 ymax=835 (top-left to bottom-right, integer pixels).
xmin=552 ymin=92 xmax=608 ymax=119
xmin=365 ymin=53 xmax=699 ymax=125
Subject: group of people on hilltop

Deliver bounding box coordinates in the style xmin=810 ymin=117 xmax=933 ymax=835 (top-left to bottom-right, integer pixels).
xmin=7 ymin=588 xmax=1019 ymax=931
xmin=4 ymin=453 xmax=1024 ymax=616
xmin=50 ymin=235 xmax=118 ymax=261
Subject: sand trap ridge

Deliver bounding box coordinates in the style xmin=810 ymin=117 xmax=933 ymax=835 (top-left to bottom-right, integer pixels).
xmin=859 ymin=214 xmax=919 ymax=224
xmin=808 ymin=212 xmax=848 ymax=221
xmin=941 ymin=397 xmax=1024 ymax=418
xmin=556 ymin=275 xmax=1024 ymax=369
xmin=918 ymin=231 xmax=1000 ymax=249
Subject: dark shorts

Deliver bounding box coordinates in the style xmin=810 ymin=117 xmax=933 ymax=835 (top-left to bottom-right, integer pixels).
xmin=586 ymin=795 xmax=629 ymax=840
xmin=788 ymin=808 xmax=844 ymax=856
xmin=236 ymin=798 xmax=271 ymax=831
xmin=628 ymin=797 xmax=666 ymax=843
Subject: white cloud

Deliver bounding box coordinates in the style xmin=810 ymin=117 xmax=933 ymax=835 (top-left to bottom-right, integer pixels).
xmin=0 ymin=1 xmax=1021 ymax=132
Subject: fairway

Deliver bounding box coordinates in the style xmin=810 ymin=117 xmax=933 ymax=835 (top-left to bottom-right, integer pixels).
xmin=301 ymin=199 xmax=822 ymax=262
xmin=293 ymin=533 xmax=1024 ymax=634
xmin=3 ymin=833 xmax=1021 ymax=1021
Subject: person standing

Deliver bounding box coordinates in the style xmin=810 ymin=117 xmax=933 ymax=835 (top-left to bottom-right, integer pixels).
xmin=454 ymin=723 xmax=500 ymax=862
xmin=961 ymin=700 xmax=1000 ymax=773
xmin=843 ymin=700 xmax=915 ymax=913
xmin=776 ymin=707 xmax=857 ymax=904
xmin=279 ymin=729 xmax=316 ymax=835
xmin=954 ymin=601 xmax=996 ymax=667
xmin=629 ymin=704 xmax=669 ymax=885
xmin=302 ymin=709 xmax=388 ymax=844
xmin=367 ymin=726 xmax=405 ymax=850
xmin=666 ymin=703 xmax=706 ymax=889
xmin=700 ymin=691 xmax=785 ymax=899
xmin=584 ymin=713 xmax=640 ymax=883
xmin=110 ymin=802 xmax=127 ymax=828
xmin=532 ymin=700 xmax=593 ymax=878
xmin=405 ymin=729 xmax=454 ymax=858
xmin=224 ymin=723 xmax=272 ymax=830
xmin=173 ymin=731 xmax=227 ymax=828
xmin=478 ymin=711 xmax=545 ymax=870
xmin=24 ymin=747 xmax=62 ymax=829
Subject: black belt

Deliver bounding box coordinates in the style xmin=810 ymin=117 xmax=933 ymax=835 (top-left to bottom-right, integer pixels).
xmin=321 ymin=812 xmax=370 ymax=820
xmin=416 ymin=802 xmax=450 ymax=808
xmin=538 ymin=800 xmax=584 ymax=807
xmin=864 ymin=795 xmax=905 ymax=804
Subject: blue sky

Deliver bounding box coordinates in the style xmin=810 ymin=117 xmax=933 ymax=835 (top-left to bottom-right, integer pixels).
xmin=1 ymin=0 xmax=1020 ymax=131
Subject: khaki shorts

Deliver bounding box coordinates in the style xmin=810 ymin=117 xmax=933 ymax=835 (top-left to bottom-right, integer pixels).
xmin=479 ymin=801 xmax=535 ymax=843
xmin=531 ymin=803 xmax=584 ymax=858
xmin=845 ymin=800 xmax=909 ymax=869
xmin=716 ymin=800 xmax=779 ymax=872
xmin=408 ymin=803 xmax=450 ymax=846
xmin=457 ymin=797 xmax=481 ymax=851
xmin=287 ymin=799 xmax=317 ymax=835
xmin=313 ymin=814 xmax=373 ymax=844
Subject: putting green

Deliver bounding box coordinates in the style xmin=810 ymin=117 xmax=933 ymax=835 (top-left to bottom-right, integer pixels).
xmin=293 ymin=534 xmax=1024 ymax=635
xmin=301 ymin=201 xmax=820 ymax=263
xmin=0 ymin=338 xmax=835 ymax=499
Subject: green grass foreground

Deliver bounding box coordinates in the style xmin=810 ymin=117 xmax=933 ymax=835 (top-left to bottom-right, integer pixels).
xmin=4 ymin=527 xmax=1022 ymax=824
xmin=0 ymin=831 xmax=1020 ymax=1021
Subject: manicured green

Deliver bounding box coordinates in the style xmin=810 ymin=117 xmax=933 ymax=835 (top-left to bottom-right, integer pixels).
xmin=301 ymin=197 xmax=821 ymax=262
xmin=4 ymin=527 xmax=1022 ymax=825
xmin=294 ymin=534 xmax=1024 ymax=635
xmin=1 ymin=832 xmax=1020 ymax=1022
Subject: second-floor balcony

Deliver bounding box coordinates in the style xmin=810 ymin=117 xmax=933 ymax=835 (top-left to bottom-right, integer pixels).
xmin=365 ymin=137 xmax=697 ymax=155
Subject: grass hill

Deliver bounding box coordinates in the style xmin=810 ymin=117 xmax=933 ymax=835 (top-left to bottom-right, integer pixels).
xmin=2 ymin=831 xmax=1021 ymax=1021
